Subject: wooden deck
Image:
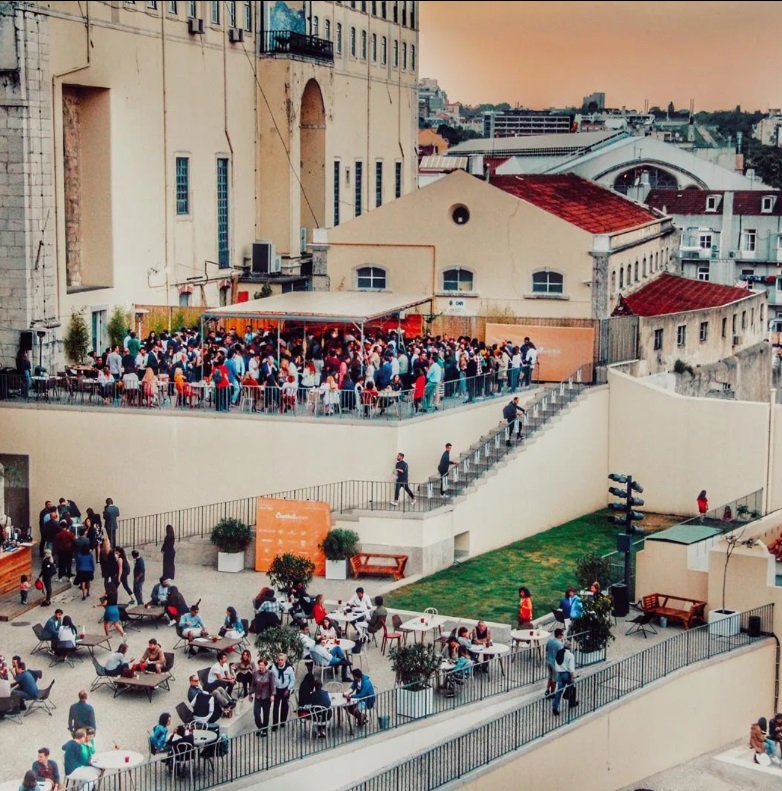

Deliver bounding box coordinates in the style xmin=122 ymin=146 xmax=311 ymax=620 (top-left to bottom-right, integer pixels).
xmin=0 ymin=580 xmax=73 ymax=621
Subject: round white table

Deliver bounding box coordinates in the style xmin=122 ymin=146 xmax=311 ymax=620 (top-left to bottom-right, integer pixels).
xmin=191 ymin=729 xmax=218 ymax=747
xmin=400 ymin=615 xmax=448 ymax=643
xmin=324 ymin=639 xmax=355 ymax=653
xmin=90 ymin=750 xmax=145 ymax=771
xmin=510 ymin=629 xmax=551 ymax=660
xmin=65 ymin=767 xmax=102 ymax=784
xmin=327 ymin=691 xmax=354 ymax=732
xmin=467 ymin=642 xmax=511 ymax=675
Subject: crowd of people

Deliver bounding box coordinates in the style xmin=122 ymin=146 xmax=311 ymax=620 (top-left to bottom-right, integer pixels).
xmin=30 ymin=324 xmax=540 ymax=414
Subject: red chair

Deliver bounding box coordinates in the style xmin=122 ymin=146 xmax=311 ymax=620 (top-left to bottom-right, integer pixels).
xmin=381 ymin=618 xmax=402 ymax=655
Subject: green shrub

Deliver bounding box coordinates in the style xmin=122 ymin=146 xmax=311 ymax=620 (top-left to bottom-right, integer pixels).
xmin=267 ymin=553 xmax=315 ymax=593
xmin=107 ymin=307 xmax=132 ymax=350
xmin=575 ymin=553 xmax=611 ymax=592
xmin=571 ymin=592 xmax=615 ymax=653
xmin=255 ymin=625 xmax=305 ymax=665
xmin=209 ymin=517 xmax=253 ymax=553
xmin=319 ymin=528 xmax=360 ymax=561
xmin=388 ymin=642 xmax=441 ymax=691
xmin=63 ymin=309 xmax=90 ymax=363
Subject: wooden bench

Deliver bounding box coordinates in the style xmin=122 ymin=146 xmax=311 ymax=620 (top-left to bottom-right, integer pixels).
xmin=641 ymin=593 xmax=706 ymax=630
xmin=350 ymin=552 xmax=408 ymax=581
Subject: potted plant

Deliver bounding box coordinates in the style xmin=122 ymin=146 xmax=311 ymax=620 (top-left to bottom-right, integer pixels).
xmin=319 ymin=528 xmax=360 ymax=580
xmin=267 ymin=552 xmax=315 ymax=593
xmin=255 ymin=625 xmax=305 ymax=665
xmin=736 ymin=504 xmax=750 ymax=521
xmin=570 ymin=593 xmax=614 ymax=666
xmin=210 ymin=517 xmax=253 ymax=573
xmin=388 ymin=642 xmax=441 ymax=719
xmin=708 ymin=533 xmax=756 ymax=636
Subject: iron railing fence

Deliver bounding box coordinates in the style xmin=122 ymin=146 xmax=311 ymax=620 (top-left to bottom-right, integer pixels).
xmin=260 ymin=30 xmax=334 ymax=62
xmin=345 ymin=604 xmax=775 ymax=791
xmin=96 ymin=647 xmax=546 ymax=791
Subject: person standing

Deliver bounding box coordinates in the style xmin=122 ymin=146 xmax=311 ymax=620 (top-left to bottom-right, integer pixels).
xmin=552 ymin=643 xmax=577 ymax=716
xmin=544 ymin=628 xmax=565 ymax=697
xmin=38 ymin=550 xmax=56 ymax=607
xmin=502 ymin=397 xmax=526 ymax=447
xmin=390 ymin=452 xmax=415 ymax=507
xmin=103 ymin=498 xmax=119 ymax=549
xmin=131 ymin=550 xmax=145 ymax=605
xmin=522 ymin=337 xmax=538 ymax=388
xmin=697 ymin=490 xmax=709 ymax=523
xmin=517 ymin=586 xmax=533 ymax=628
xmin=271 ymin=653 xmax=295 ymax=730
xmin=161 ymin=524 xmax=176 ymax=581
xmin=438 ymin=443 xmax=457 ymax=496
xmin=67 ymin=690 xmax=96 ymax=736
xmin=249 ymin=657 xmax=275 ymax=737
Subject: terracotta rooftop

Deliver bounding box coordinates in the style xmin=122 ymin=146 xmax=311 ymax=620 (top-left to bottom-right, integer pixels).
xmin=613 ymin=273 xmax=755 ymax=317
xmin=646 ymin=189 xmax=782 ymax=216
xmin=490 ymin=174 xmax=660 ymax=233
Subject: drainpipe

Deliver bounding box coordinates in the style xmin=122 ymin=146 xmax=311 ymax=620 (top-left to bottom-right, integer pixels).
xmin=766 ymin=388 xmax=776 ymax=515
xmin=161 ymin=10 xmax=170 ymax=329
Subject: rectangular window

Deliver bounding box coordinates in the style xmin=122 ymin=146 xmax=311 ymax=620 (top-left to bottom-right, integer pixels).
xmin=401 ymin=0 xmax=407 ymax=25
xmin=355 ymin=161 xmax=363 ymax=217
xmin=676 ymin=325 xmax=686 ymax=347
xmin=381 ymin=0 xmax=387 ymax=18
xmin=333 ymin=161 xmax=340 ymax=226
xmin=324 ymin=18 xmax=331 ymax=40
xmin=697 ymin=265 xmax=709 ymax=281
xmin=312 ymin=15 xmax=319 ymax=36
xmin=217 ymin=158 xmax=229 ymax=268
xmin=402 ymin=41 xmax=407 ymax=69
xmin=394 ymin=161 xmax=402 ymax=198
xmin=243 ymin=0 xmax=252 ymax=31
xmin=699 ymin=321 xmax=708 ymax=343
xmin=393 ymin=1 xmax=398 ymax=22
xmin=381 ymin=35 xmax=387 ymax=64
xmin=653 ymin=328 xmax=663 ymax=351
xmin=762 ymin=196 xmax=774 ymax=213
xmin=361 ymin=29 xmax=367 ymax=59
xmin=175 ymin=156 xmax=189 ymax=215
xmin=147 ymin=1 xmax=158 ymax=9
xmin=336 ymin=23 xmax=342 ymax=54
xmin=350 ymin=27 xmax=356 ymax=57
xmin=371 ymin=1 xmax=377 ymax=14
xmin=187 ymin=0 xmax=196 ymax=18
xmin=167 ymin=0 xmax=177 ymax=13
xmin=742 ymin=310 xmax=747 ymax=329
xmin=393 ymin=39 xmax=398 ymax=67
xmin=721 ymin=317 xmax=727 ymax=338
xmin=751 ymin=307 xmax=755 ymax=325
xmin=732 ymin=314 xmax=736 ymax=334
xmin=371 ymin=32 xmax=377 ymax=62
xmin=698 ymin=233 xmax=712 ymax=249
xmin=361 ymin=1 xmax=367 ymax=11
xmin=742 ymin=229 xmax=757 ymax=252
xmin=410 ymin=1 xmax=415 ymax=27
xmin=375 ymin=160 xmax=383 ymax=207
xmin=706 ymin=195 xmax=719 ymax=212
xmin=411 ymin=43 xmax=416 ymax=70
xmin=210 ymin=0 xmax=219 ymax=24
xmin=227 ymin=0 xmax=236 ymax=28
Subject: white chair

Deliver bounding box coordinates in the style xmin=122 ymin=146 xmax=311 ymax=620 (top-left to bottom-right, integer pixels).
xmin=169 ymin=741 xmax=197 ymax=781
xmin=309 ymin=651 xmax=337 ymax=682
xmin=308 ymin=705 xmax=334 ymax=738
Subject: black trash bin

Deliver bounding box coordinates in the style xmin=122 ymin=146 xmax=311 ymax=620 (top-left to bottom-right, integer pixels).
xmin=610 ymin=583 xmax=630 ymax=618
xmin=748 ymin=615 xmax=762 ymax=637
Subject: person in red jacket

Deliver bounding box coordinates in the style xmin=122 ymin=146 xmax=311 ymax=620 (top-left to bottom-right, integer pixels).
xmin=413 ymin=370 xmax=426 ymax=413
xmin=213 ymin=353 xmax=231 ymax=413
xmin=53 ymin=522 xmax=75 ymax=581
xmin=697 ymin=490 xmax=709 ymax=523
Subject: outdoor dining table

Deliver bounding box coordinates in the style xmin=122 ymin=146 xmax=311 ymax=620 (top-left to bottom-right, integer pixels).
xmin=466 ymin=642 xmax=511 ymax=676
xmin=510 ymin=628 xmax=551 ymax=660
xmin=327 ymin=691 xmax=354 ymax=734
xmin=190 ymin=636 xmax=243 ymax=656
xmin=124 ymin=604 xmax=166 ymax=629
xmin=76 ymin=633 xmax=112 ymax=657
xmin=192 ymin=729 xmax=219 ymax=748
xmin=399 ymin=614 xmax=449 ymax=644
xmin=91 ymin=750 xmax=145 ymax=791
xmin=323 ymin=638 xmax=355 ymax=653
xmin=327 ymin=609 xmax=366 ymax=638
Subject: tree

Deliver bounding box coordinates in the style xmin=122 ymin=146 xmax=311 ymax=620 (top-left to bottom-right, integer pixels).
xmin=63 ymin=309 xmax=90 ymax=363
xmin=667 ymin=101 xmax=675 ymax=117
xmin=107 ymin=307 xmax=131 ymax=350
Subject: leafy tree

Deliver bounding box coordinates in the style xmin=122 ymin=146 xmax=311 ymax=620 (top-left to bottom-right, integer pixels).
xmin=667 ymin=101 xmax=675 ymax=117
xmin=107 ymin=306 xmax=131 ymax=350
xmin=63 ymin=309 xmax=90 ymax=363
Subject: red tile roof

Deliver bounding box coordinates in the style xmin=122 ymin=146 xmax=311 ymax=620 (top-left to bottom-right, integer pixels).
xmin=613 ymin=273 xmax=754 ymax=317
xmin=646 ymin=189 xmax=782 ymax=216
xmin=490 ymin=174 xmax=660 ymax=233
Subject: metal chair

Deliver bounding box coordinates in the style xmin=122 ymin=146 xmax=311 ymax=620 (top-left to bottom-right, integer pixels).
xmin=176 ymin=701 xmax=194 ymax=726
xmin=49 ymin=640 xmax=82 ymax=668
xmin=625 ymin=612 xmax=658 ymax=638
xmin=163 ymin=651 xmax=176 ymax=681
xmin=89 ymin=657 xmax=116 ymax=692
xmin=0 ymin=694 xmax=24 ymax=724
xmin=381 ymin=618 xmax=402 ymax=655
xmin=25 ymin=679 xmax=56 ymax=717
xmin=392 ymin=613 xmax=412 ymax=645
xmin=31 ymin=623 xmax=53 ymax=655
xmin=308 ymin=705 xmax=334 ymax=738
xmin=309 ymin=650 xmax=337 ymax=682
xmin=169 ymin=740 xmax=197 ymax=781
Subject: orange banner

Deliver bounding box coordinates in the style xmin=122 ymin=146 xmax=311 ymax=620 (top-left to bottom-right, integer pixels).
xmin=254 ymin=499 xmax=331 ymax=576
xmin=485 ymin=323 xmax=595 ymax=382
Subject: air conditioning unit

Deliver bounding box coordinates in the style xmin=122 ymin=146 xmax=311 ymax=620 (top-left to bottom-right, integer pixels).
xmin=732 ymin=334 xmax=741 ymax=346
xmin=270 ymin=255 xmax=282 ymax=274
xmin=229 ymin=28 xmax=244 ymax=43
xmin=728 ymin=251 xmax=737 ymax=259
xmin=251 ymin=241 xmax=276 ymax=275
xmin=300 ymin=227 xmax=308 ymax=254
xmin=187 ymin=17 xmax=205 ymax=35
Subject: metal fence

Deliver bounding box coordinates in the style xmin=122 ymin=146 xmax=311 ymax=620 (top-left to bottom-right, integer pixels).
xmin=96 ymin=646 xmax=546 ymax=791
xmin=345 ymin=604 xmax=775 ymax=791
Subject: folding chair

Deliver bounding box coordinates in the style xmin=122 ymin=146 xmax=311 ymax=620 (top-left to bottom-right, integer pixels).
xmin=31 ymin=623 xmax=53 ymax=655
xmin=308 ymin=705 xmax=334 ymax=739
xmin=625 ymin=612 xmax=658 ymax=638
xmin=25 ymin=679 xmax=56 ymax=717
xmin=89 ymin=657 xmax=117 ymax=692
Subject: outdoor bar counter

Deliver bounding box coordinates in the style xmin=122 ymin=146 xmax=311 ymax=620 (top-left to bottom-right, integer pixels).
xmin=0 ymin=545 xmax=32 ymax=596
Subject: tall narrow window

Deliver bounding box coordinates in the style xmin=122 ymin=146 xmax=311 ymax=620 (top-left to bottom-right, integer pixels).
xmin=411 ymin=43 xmax=416 ymax=70
xmin=324 ymin=18 xmax=331 ymax=40
xmin=381 ymin=0 xmax=387 ymax=18
xmin=401 ymin=0 xmax=407 ymax=25
xmin=210 ymin=0 xmax=219 ymax=24
xmin=371 ymin=32 xmax=377 ymax=62
xmin=355 ymin=161 xmax=363 ymax=217
xmin=333 ymin=161 xmax=341 ymax=226
xmin=217 ymin=158 xmax=229 ymax=268
xmin=402 ymin=41 xmax=407 ymax=69
xmin=243 ymin=1 xmax=252 ymax=31
xmin=147 ymin=1 xmax=158 ymax=9
xmin=361 ymin=29 xmax=367 ymax=59
xmin=336 ymin=23 xmax=342 ymax=54
xmin=167 ymin=1 xmax=177 ymax=14
xmin=227 ymin=0 xmax=236 ymax=28
xmin=312 ymin=15 xmax=319 ymax=36
xmin=394 ymin=161 xmax=402 ymax=198
xmin=175 ymin=156 xmax=189 ymax=216
xmin=393 ymin=39 xmax=398 ymax=67
xmin=375 ymin=161 xmax=383 ymax=207
xmin=410 ymin=1 xmax=415 ymax=27
xmin=350 ymin=27 xmax=356 ymax=57
xmin=187 ymin=0 xmax=196 ymax=18
xmin=393 ymin=1 xmax=398 ymax=22
xmin=381 ymin=35 xmax=387 ymax=64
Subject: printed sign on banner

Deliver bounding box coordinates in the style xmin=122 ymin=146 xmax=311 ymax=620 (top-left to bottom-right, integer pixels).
xmin=254 ymin=498 xmax=330 ymax=576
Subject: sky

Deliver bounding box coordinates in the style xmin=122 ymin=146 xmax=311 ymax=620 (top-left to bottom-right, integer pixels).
xmin=419 ymin=1 xmax=782 ymax=112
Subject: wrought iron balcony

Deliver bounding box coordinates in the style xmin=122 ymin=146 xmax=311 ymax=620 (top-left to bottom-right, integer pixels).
xmin=260 ymin=30 xmax=334 ymax=63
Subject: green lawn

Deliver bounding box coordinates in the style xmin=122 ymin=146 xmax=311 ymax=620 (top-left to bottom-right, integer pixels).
xmin=385 ymin=509 xmax=623 ymax=625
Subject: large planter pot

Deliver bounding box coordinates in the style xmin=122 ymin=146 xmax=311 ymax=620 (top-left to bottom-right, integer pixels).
xmin=396 ymin=686 xmax=434 ymax=719
xmin=217 ymin=551 xmax=245 ymax=573
xmin=575 ymin=648 xmax=605 ymax=667
xmin=708 ymin=609 xmax=740 ymax=637
xmin=325 ymin=559 xmax=349 ymax=581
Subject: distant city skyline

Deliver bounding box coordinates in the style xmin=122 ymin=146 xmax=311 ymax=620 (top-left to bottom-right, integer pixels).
xmin=419 ymin=1 xmax=782 ymax=112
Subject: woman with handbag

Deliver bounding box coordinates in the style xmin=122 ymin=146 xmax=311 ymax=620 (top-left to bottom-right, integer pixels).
xmin=552 ymin=644 xmax=578 ymax=716
xmin=38 ymin=549 xmax=56 ymax=606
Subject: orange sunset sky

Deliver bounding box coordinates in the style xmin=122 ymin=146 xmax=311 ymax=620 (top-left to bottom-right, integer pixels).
xmin=418 ymin=1 xmax=782 ymax=112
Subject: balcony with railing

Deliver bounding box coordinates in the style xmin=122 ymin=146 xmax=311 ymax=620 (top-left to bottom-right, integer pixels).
xmin=260 ymin=30 xmax=334 ymax=63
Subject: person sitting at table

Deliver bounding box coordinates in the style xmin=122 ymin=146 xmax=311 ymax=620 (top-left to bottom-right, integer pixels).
xmin=347 ymin=587 xmax=374 ymax=621
xmin=206 ymin=651 xmax=236 ymax=698
xmin=299 ymin=624 xmax=315 ymax=656
xmin=312 ymin=594 xmax=327 ymax=626
xmin=569 ymin=590 xmax=584 ymax=621
xmin=309 ymin=679 xmax=333 ymax=738
xmin=310 ymin=634 xmax=352 ymax=682
xmin=168 ymin=724 xmax=195 ymax=750
xmin=441 ymin=634 xmax=459 ymax=661
xmin=443 ymin=647 xmax=473 ymax=697
xmin=141 ymin=366 xmax=159 ymax=406
xmin=187 ymin=675 xmax=231 ymax=726
xmin=150 ymin=577 xmax=171 ymax=607
xmin=41 ymin=609 xmax=64 ymax=640
xmin=234 ymin=650 xmax=255 ymax=699
xmin=220 ymin=606 xmax=245 ymax=640
xmin=558 ymin=589 xmax=574 ymax=622
xmin=13 ymin=661 xmax=40 ymax=710
xmin=281 ymin=375 xmax=298 ymax=413
xmin=67 ymin=690 xmax=96 ymax=736
xmin=96 ymin=367 xmax=115 ymax=404
xmin=345 ymin=668 xmax=375 ymax=728
xmin=366 ymin=596 xmax=388 ymax=636
xmin=316 ymin=617 xmax=338 ymax=641
xmin=253 ymin=589 xmax=281 ymax=632
xmin=180 ymin=605 xmax=208 ymax=648
xmin=31 ymin=746 xmax=61 ymax=790
xmin=149 ymin=712 xmax=172 ymax=755
xmin=103 ymin=643 xmax=133 ymax=677
xmin=136 ymin=638 xmax=166 ymax=674
xmin=20 ymin=769 xmax=38 ymax=791
xmin=61 ymin=729 xmax=92 ymax=776
xmin=589 ymin=580 xmax=603 ymax=598
xmin=57 ymin=616 xmax=79 ymax=650
xmin=296 ymin=670 xmax=317 ymax=713
xmin=456 ymin=627 xmax=472 ymax=650
xmin=288 ymin=582 xmax=315 ymax=628
xmin=470 ymin=621 xmax=492 ymax=646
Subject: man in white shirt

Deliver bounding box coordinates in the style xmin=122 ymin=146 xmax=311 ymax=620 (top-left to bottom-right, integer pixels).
xmin=206 ymin=651 xmax=236 ymax=698
xmin=299 ymin=625 xmax=315 ymax=653
xmin=552 ymin=643 xmax=577 ymax=715
xmin=522 ymin=338 xmax=538 ymax=388
xmin=347 ymin=587 xmax=373 ymax=621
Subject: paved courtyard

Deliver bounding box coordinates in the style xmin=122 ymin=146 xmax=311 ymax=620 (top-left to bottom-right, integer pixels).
xmin=0 ymin=553 xmax=686 ymax=784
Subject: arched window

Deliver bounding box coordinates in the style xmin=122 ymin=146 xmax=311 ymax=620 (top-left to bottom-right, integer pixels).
xmin=642 ymin=257 xmax=647 ymax=278
xmin=626 ymin=265 xmax=632 ymax=287
xmin=634 ymin=261 xmax=639 ymax=282
xmin=179 ymin=291 xmax=191 ymax=307
xmin=356 ymin=266 xmax=387 ymax=290
xmin=442 ymin=268 xmax=474 ymax=292
xmin=655 ymin=251 xmax=659 ymax=271
xmin=531 ymin=269 xmax=563 ymax=295
xmin=611 ymin=270 xmax=616 ymax=292
xmin=619 ymin=268 xmax=624 ymax=289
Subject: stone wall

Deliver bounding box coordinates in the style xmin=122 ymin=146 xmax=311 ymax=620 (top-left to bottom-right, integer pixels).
xmin=0 ymin=3 xmax=57 ymax=368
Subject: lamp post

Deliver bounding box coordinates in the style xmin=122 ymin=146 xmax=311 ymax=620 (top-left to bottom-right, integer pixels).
xmin=607 ymin=473 xmax=646 ymax=588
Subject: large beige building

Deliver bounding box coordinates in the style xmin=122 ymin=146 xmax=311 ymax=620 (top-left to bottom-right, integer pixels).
xmin=0 ymin=0 xmax=419 ymax=366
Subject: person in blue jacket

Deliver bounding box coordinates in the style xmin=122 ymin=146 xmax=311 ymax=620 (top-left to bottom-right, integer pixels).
xmin=345 ymin=668 xmax=375 ymax=727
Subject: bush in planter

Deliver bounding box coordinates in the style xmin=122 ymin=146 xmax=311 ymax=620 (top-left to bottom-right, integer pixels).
xmin=319 ymin=528 xmax=360 ymax=561
xmin=267 ymin=552 xmax=315 ymax=593
xmin=571 ymin=592 xmax=615 ymax=654
xmin=388 ymin=642 xmax=441 ymax=691
xmin=210 ymin=518 xmax=253 ymax=554
xmin=255 ymin=625 xmax=305 ymax=665
xmin=575 ymin=553 xmax=611 ymax=592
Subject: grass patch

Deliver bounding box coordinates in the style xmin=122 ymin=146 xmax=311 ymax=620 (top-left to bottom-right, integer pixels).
xmin=385 ymin=509 xmax=626 ymax=625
